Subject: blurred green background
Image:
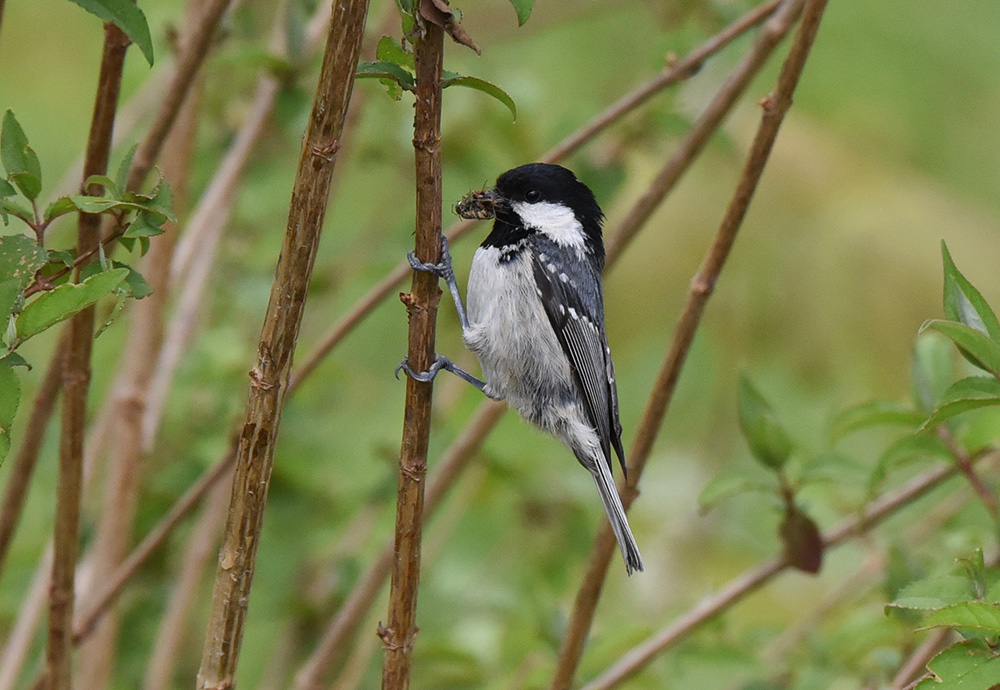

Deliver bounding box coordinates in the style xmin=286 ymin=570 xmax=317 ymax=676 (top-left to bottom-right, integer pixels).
xmin=1 ymin=0 xmax=999 ymax=688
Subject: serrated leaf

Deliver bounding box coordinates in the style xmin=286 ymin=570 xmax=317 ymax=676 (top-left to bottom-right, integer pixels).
xmin=942 ymin=241 xmax=1000 ymax=342
xmin=43 ymin=196 xmax=78 ymax=223
xmin=14 ymin=268 xmax=128 ymax=342
xmin=830 ymin=400 xmax=925 ymax=441
xmin=65 ymin=0 xmax=154 ymax=66
xmin=356 ymin=61 xmax=415 ymax=92
xmin=109 ymin=260 xmax=152 ymax=298
xmin=115 ymin=144 xmax=137 ymax=195
xmin=83 ymin=174 xmax=120 ymax=198
xmin=0 ymin=177 xmax=14 ymax=225
xmin=920 ymin=602 xmax=1000 ymax=635
xmin=0 ymin=362 xmax=18 ymax=463
xmin=919 ymin=376 xmax=1000 ymax=431
xmin=780 ymin=504 xmax=823 ymax=574
xmin=123 ymin=211 xmax=166 ymax=238
xmin=891 ymin=575 xmax=981 ymax=612
xmin=442 ymin=72 xmax=517 ymax=121
xmin=507 ymin=0 xmax=534 ymax=25
xmin=0 ymin=234 xmax=48 ymax=288
xmin=915 ymin=640 xmax=1000 ymax=689
xmin=921 ymin=320 xmax=1000 ymax=379
xmin=697 ymin=472 xmax=776 ymax=514
xmin=1 ymin=110 xmax=31 ymax=176
xmin=913 ymin=332 xmax=955 ymax=413
xmin=737 ymin=376 xmax=793 ymax=471
xmin=376 ymin=35 xmax=414 ymax=69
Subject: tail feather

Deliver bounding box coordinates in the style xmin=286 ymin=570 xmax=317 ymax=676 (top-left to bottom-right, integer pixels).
xmin=590 ymin=461 xmax=644 ymax=575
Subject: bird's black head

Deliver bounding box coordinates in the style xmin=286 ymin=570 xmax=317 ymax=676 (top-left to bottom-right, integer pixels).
xmin=479 ymin=163 xmax=605 ymax=263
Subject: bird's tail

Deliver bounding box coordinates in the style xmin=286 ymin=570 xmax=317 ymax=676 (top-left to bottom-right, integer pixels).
xmin=589 ymin=460 xmax=644 ymax=575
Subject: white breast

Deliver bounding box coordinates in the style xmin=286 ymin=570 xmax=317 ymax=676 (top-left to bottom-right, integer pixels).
xmin=464 ymin=246 xmax=573 ymax=409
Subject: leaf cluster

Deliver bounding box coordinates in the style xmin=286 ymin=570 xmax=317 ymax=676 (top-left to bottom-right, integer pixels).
xmin=0 ymin=112 xmax=170 ymax=465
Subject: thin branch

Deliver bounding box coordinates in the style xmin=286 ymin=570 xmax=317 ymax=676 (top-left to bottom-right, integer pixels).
xmin=380 ymin=18 xmax=445 ymax=689
xmin=581 ymin=452 xmax=992 ymax=690
xmin=551 ymin=1 xmax=808 ymax=686
xmin=195 ymin=0 xmax=370 ymax=684
xmin=0 ymin=345 xmax=62 ymax=578
xmin=47 ymin=22 xmax=129 ymax=690
xmin=892 ymin=629 xmax=950 ymax=690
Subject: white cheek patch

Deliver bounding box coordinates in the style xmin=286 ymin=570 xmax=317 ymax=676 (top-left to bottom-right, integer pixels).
xmin=512 ymin=201 xmax=586 ymax=252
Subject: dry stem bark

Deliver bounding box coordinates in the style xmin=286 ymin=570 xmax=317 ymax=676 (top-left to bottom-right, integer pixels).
xmin=46 ymin=23 xmax=129 ymax=690
xmin=195 ymin=0 xmax=370 ymax=685
xmin=380 ymin=19 xmax=445 ymax=690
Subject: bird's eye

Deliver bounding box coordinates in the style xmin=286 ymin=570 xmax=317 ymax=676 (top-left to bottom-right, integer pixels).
xmin=525 ymin=189 xmax=541 ymax=203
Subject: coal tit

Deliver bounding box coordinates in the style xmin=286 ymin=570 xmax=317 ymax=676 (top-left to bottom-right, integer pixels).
xmin=400 ymin=163 xmax=643 ymax=575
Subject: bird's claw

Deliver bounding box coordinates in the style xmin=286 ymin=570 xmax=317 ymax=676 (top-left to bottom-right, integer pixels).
xmin=406 ymin=236 xmax=454 ymax=279
xmin=395 ymin=355 xmax=445 ymax=383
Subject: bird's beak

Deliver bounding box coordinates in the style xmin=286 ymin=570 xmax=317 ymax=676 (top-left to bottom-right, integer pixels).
xmin=455 ymin=187 xmax=507 ymax=220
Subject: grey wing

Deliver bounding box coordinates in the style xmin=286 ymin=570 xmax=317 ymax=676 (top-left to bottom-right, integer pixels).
xmin=531 ymin=254 xmax=626 ymax=475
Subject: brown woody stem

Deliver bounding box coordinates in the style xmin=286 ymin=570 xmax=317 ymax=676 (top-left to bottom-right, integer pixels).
xmin=194 ymin=0 xmax=370 ymax=686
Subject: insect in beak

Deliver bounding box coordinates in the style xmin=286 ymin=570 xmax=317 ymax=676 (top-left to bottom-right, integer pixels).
xmin=455 ymin=188 xmax=504 ymax=220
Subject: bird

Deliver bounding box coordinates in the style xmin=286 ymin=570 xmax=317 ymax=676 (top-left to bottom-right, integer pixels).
xmin=398 ymin=162 xmax=643 ymax=575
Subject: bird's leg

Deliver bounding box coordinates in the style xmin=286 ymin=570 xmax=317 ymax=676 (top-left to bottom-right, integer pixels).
xmin=407 ymin=235 xmax=470 ymax=331
xmin=395 ymin=354 xmax=501 ymax=400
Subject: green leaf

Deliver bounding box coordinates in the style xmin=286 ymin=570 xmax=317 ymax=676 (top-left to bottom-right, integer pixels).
xmin=780 ymin=503 xmax=823 ymax=574
xmin=395 ymin=0 xmax=413 ymax=14
xmin=123 ymin=211 xmax=166 ymax=238
xmin=1 ymin=111 xmax=42 ymax=201
xmin=14 ymin=268 xmax=128 ymax=343
xmin=376 ymin=35 xmax=414 ymax=69
xmin=43 ymin=196 xmax=79 ymax=223
xmin=110 ymin=261 xmax=152 ymax=298
xmin=737 ymin=375 xmax=793 ymax=471
xmin=0 ymin=278 xmax=19 ymax=332
xmin=507 ymin=0 xmax=534 ymax=25
xmin=913 ymin=332 xmax=955 ymax=413
xmin=356 ymin=60 xmax=415 ymax=93
xmin=0 ymin=362 xmax=18 ymax=464
xmin=942 ymin=241 xmax=1000 ymax=342
xmin=65 ymin=0 xmax=155 ymax=66
xmin=2 ymin=197 xmax=34 ymax=224
xmin=0 ymin=352 xmax=30 ymax=369
xmin=83 ymin=174 xmax=120 ymax=198
xmin=830 ymin=400 xmax=925 ymax=441
xmin=115 ymin=144 xmax=137 ymax=194
xmin=697 ymin=472 xmax=776 ymax=514
xmin=0 ymin=177 xmax=14 ymax=223
xmin=891 ymin=574 xmax=981 ymax=612
xmin=919 ymin=376 xmax=1000 ymax=431
xmin=921 ymin=320 xmax=1000 ymax=379
xmin=915 ymin=640 xmax=1000 ymax=689
xmin=442 ymin=72 xmax=517 ymax=121
xmin=921 ymin=602 xmax=1000 ymax=635
xmin=0 ymin=234 xmax=48 ymax=288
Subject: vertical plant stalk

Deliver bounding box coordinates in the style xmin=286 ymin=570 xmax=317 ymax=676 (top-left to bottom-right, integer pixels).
xmin=76 ymin=46 xmax=202 ymax=689
xmin=551 ymin=0 xmax=816 ymax=687
xmin=46 ymin=22 xmax=129 ymax=690
xmin=195 ymin=0 xmax=370 ymax=686
xmin=380 ymin=18 xmax=445 ymax=690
